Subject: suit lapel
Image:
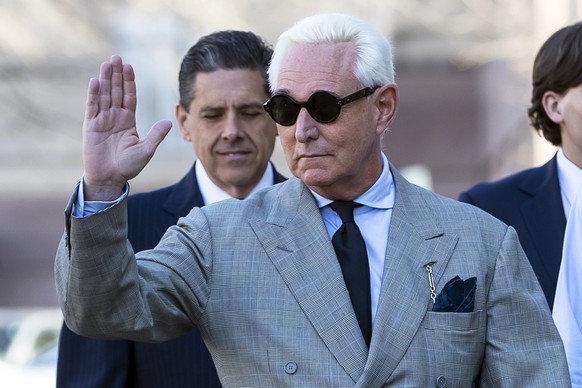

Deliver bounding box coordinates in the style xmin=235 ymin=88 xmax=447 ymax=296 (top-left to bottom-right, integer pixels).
xmin=162 ymin=164 xmax=204 ymax=217
xmin=364 ymin=167 xmax=458 ymax=384
xmin=519 ymin=156 xmax=566 ymax=305
xmin=249 ymin=178 xmax=368 ymax=382
xmin=249 ymin=171 xmax=459 ymax=383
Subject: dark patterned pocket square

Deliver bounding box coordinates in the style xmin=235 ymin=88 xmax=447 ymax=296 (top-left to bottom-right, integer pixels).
xmin=432 ymin=275 xmax=477 ymax=312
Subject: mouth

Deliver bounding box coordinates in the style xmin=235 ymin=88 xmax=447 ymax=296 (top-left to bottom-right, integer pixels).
xmin=216 ymin=149 xmax=253 ymax=162
xmin=297 ymin=153 xmax=329 ymax=159
xmin=217 ymin=149 xmax=251 ymax=156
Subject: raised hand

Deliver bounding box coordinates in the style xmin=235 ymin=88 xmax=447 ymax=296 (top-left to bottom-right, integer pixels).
xmin=82 ymin=55 xmax=172 ymax=200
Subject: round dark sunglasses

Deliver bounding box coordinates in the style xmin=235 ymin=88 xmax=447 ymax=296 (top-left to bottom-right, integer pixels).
xmin=263 ymin=86 xmax=378 ymax=126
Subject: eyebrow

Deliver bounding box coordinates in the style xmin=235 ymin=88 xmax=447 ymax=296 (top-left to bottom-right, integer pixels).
xmin=202 ymin=102 xmax=264 ymax=110
xmin=273 ymin=88 xmax=291 ymax=95
xmin=199 ymin=106 xmax=223 ymax=114
xmin=199 ymin=102 xmax=265 ymax=114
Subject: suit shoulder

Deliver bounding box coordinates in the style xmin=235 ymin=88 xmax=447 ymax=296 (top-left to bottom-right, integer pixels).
xmin=127 ymin=166 xmax=196 ymax=207
xmin=418 ymin=186 xmax=510 ymax=231
xmin=129 ymin=183 xmax=176 ymax=204
xmin=465 ymin=167 xmax=539 ymax=195
xmin=458 ymin=162 xmax=554 ymax=208
xmin=127 ymin=186 xmax=171 ymax=216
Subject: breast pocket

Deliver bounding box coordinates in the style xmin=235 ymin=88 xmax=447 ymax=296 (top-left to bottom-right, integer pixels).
xmin=424 ymin=310 xmax=481 ymax=331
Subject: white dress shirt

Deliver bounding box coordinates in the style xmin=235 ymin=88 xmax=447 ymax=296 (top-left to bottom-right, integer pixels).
xmin=311 ymin=152 xmax=395 ymax=327
xmin=557 ymin=147 xmax=582 ymax=220
xmin=554 ymin=147 xmax=582 ymax=387
xmin=195 ymin=161 xmax=274 ymax=205
xmin=553 ymin=188 xmax=582 ymax=387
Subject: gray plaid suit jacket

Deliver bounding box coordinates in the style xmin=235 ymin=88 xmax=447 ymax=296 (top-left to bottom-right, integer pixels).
xmin=55 ymin=166 xmax=570 ymax=387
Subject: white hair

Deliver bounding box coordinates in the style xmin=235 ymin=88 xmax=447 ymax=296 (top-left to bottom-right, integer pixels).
xmin=268 ymin=13 xmax=395 ymax=92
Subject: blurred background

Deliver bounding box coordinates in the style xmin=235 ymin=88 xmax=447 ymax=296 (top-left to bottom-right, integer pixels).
xmin=0 ymin=0 xmax=580 ymax=385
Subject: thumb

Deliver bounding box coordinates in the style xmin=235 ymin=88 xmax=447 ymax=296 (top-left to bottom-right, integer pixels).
xmin=142 ymin=119 xmax=173 ymax=154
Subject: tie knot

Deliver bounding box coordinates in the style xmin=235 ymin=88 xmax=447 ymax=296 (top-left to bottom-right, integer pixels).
xmin=330 ymin=201 xmax=361 ymax=223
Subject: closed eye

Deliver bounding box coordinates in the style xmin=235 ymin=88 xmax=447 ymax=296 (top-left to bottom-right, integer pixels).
xmin=241 ymin=111 xmax=262 ymax=117
xmin=201 ymin=109 xmax=224 ymax=121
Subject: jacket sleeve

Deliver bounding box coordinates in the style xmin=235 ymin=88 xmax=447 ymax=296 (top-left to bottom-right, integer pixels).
xmin=479 ymin=226 xmax=570 ymax=386
xmin=54 ymin=189 xmax=200 ymax=342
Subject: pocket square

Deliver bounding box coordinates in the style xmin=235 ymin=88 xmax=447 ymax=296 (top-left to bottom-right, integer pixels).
xmin=432 ymin=275 xmax=477 ymax=312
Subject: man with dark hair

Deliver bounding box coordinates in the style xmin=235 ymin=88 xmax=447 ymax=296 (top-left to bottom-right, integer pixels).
xmin=458 ymin=21 xmax=582 ymax=310
xmin=56 ymin=30 xmax=285 ymax=388
xmin=459 ymin=22 xmax=582 ymax=384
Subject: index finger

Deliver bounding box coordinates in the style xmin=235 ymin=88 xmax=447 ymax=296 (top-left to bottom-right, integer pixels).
xmin=85 ymin=77 xmax=100 ymax=120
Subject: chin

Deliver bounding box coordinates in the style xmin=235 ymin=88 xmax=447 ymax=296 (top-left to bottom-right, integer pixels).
xmin=298 ymin=169 xmax=333 ymax=187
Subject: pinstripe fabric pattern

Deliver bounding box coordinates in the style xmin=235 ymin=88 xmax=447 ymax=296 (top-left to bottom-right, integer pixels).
xmin=56 ymin=164 xmax=571 ymax=387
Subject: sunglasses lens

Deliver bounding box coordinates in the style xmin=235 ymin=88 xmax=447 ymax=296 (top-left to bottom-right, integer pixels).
xmin=307 ymin=92 xmax=340 ymax=123
xmin=266 ymin=95 xmax=298 ymax=126
xmin=264 ymin=91 xmax=344 ymax=125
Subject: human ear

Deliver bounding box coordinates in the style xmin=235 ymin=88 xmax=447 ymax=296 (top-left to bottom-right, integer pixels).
xmin=541 ymin=90 xmax=563 ymax=124
xmin=375 ymin=83 xmax=399 ymax=135
xmin=175 ymin=104 xmax=192 ymax=141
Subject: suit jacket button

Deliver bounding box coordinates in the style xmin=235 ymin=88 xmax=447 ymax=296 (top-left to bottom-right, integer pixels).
xmin=435 ymin=375 xmax=446 ymax=387
xmin=285 ymin=362 xmax=297 ymax=375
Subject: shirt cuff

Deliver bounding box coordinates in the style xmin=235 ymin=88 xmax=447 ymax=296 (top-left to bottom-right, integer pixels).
xmin=73 ymin=177 xmax=128 ymax=217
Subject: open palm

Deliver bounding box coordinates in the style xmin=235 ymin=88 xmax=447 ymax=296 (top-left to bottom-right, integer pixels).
xmin=82 ymin=55 xmax=172 ymax=200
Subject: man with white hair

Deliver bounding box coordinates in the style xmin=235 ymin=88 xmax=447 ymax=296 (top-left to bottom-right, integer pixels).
xmin=55 ymin=13 xmax=570 ymax=386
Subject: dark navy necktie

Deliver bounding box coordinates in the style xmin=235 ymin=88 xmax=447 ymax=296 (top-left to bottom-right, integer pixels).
xmin=330 ymin=200 xmax=372 ymax=347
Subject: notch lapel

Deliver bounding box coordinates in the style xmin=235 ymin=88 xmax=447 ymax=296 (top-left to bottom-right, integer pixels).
xmin=162 ymin=164 xmax=204 ymax=217
xmin=249 ymin=178 xmax=368 ymax=382
xmin=519 ymin=157 xmax=566 ymax=304
xmin=362 ymin=167 xmax=458 ymax=385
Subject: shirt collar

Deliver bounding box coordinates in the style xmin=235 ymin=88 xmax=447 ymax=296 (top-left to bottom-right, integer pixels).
xmin=557 ymin=147 xmax=582 ymax=216
xmin=310 ymin=152 xmax=395 ymax=210
xmin=195 ymin=160 xmax=274 ymax=205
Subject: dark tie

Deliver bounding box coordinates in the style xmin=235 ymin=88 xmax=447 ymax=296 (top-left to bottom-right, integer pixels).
xmin=330 ymin=201 xmax=372 ymax=347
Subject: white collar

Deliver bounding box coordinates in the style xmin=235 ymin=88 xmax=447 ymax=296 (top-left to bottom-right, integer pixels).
xmin=195 ymin=160 xmax=274 ymax=205
xmin=557 ymin=148 xmax=582 ymax=219
xmin=310 ymin=152 xmax=395 ymax=210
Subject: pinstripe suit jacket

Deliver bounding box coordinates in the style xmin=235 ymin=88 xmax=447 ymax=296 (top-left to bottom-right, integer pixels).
xmin=55 ymin=165 xmax=570 ymax=387
xmin=57 ymin=163 xmax=285 ymax=388
xmin=458 ymin=155 xmax=566 ymax=310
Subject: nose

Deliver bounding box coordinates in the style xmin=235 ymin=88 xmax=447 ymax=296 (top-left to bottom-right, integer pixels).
xmin=221 ymin=115 xmax=243 ymax=141
xmin=295 ymin=108 xmax=319 ymax=143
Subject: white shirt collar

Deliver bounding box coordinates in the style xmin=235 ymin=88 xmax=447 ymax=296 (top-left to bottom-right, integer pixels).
xmin=195 ymin=160 xmax=274 ymax=205
xmin=557 ymin=147 xmax=582 ymax=219
xmin=310 ymin=152 xmax=395 ymax=210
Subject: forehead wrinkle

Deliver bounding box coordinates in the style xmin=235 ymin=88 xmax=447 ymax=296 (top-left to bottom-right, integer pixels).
xmin=237 ymin=102 xmax=265 ymax=110
xmin=276 ymin=68 xmax=345 ymax=94
xmin=275 ymin=80 xmax=347 ymax=99
xmin=277 ymin=41 xmax=356 ymax=80
xmin=277 ymin=61 xmax=355 ymax=98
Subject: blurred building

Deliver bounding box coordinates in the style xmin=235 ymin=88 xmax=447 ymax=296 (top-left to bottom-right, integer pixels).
xmin=0 ymin=0 xmax=580 ymax=307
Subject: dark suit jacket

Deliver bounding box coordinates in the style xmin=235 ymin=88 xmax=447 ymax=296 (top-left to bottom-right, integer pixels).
xmin=57 ymin=162 xmax=286 ymax=388
xmin=458 ymin=154 xmax=566 ymax=309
